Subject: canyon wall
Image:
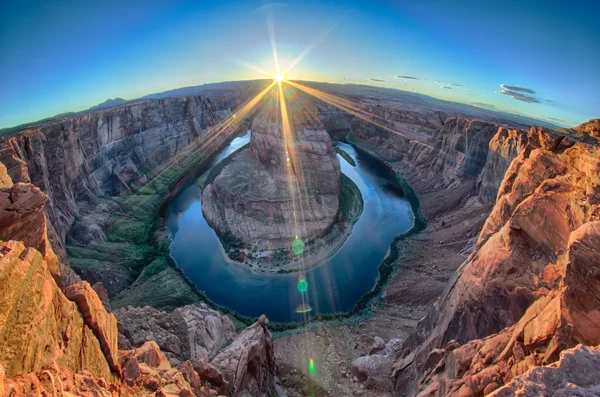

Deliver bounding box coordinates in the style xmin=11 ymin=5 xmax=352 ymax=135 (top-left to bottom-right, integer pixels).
xmin=0 ymin=94 xmax=236 ymax=255
xmin=346 ymin=112 xmax=528 ymax=205
xmin=0 ymin=162 xmax=286 ymax=396
xmin=392 ymin=121 xmax=600 ymax=396
xmin=335 ymin=101 xmax=600 ymax=395
xmin=0 ymin=91 xmax=259 ymax=308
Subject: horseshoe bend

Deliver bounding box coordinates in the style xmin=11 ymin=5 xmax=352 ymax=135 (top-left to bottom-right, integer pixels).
xmin=1 ymin=3 xmax=600 ymax=396
xmin=201 ymin=106 xmax=347 ymax=272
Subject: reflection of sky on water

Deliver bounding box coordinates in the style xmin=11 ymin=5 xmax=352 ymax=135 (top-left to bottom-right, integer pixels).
xmin=165 ymin=136 xmax=414 ymax=322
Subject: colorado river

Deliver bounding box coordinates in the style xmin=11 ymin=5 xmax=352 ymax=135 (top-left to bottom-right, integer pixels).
xmin=165 ymin=132 xmax=414 ymax=322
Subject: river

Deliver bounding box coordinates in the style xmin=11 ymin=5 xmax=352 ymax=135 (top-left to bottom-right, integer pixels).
xmin=165 ymin=131 xmax=414 ymax=323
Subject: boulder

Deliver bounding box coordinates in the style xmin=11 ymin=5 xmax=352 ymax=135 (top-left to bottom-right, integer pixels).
xmin=211 ymin=316 xmax=287 ymax=397
xmin=115 ymin=304 xmax=236 ymax=366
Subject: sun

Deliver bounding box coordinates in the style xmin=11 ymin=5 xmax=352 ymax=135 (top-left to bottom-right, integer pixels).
xmin=273 ymin=73 xmax=285 ymax=83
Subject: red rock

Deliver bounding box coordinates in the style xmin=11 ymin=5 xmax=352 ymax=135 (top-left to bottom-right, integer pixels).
xmin=393 ymin=121 xmax=600 ymax=396
xmin=64 ymin=281 xmax=120 ymax=374
xmin=490 ymin=344 xmax=600 ymax=396
xmin=211 ymin=317 xmax=285 ymax=397
xmin=0 ymin=241 xmax=114 ymax=381
xmin=0 ymin=183 xmax=59 ymax=278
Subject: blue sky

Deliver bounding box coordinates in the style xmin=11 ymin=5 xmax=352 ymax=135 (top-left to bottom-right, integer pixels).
xmin=1 ymin=0 xmax=598 ymax=128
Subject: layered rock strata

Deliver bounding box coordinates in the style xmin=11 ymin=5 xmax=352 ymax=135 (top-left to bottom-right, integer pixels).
xmin=115 ymin=304 xmax=236 ymax=366
xmin=0 ymin=179 xmax=60 ymax=280
xmin=0 ymin=94 xmax=236 ymax=245
xmin=348 ymin=114 xmax=528 ymax=204
xmin=490 ymin=344 xmax=600 ymax=396
xmin=202 ymin=110 xmax=341 ymax=251
xmin=0 ymin=92 xmax=243 ymax=299
xmin=0 ymin=240 xmax=116 ymax=382
xmin=392 ymin=121 xmax=600 ymax=396
xmin=212 ymin=315 xmax=286 ymax=397
xmin=0 ymin=177 xmax=286 ymax=396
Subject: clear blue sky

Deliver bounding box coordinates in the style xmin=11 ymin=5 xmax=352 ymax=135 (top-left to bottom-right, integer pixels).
xmin=1 ymin=0 xmax=598 ymax=129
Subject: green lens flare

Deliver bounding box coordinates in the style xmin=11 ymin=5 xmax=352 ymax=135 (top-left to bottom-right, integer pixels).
xmin=292 ymin=237 xmax=305 ymax=255
xmin=297 ymin=279 xmax=308 ymax=293
xmin=309 ymin=358 xmax=316 ymax=376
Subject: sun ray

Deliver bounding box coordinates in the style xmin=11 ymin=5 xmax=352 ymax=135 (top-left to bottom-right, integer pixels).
xmin=264 ymin=4 xmax=281 ymax=76
xmin=282 ymin=16 xmax=343 ymax=76
xmin=285 ymin=80 xmax=436 ymax=151
xmin=117 ymin=81 xmax=277 ymax=211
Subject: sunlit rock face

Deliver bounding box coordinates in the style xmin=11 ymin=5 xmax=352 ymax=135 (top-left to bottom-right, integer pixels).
xmin=392 ymin=120 xmax=600 ymax=396
xmin=202 ymin=110 xmax=341 ymax=251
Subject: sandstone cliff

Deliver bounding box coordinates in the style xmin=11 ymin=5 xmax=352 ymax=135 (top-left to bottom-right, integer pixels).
xmin=348 ymin=114 xmax=528 ymax=205
xmin=391 ymin=120 xmax=600 ymax=396
xmin=0 ymin=240 xmax=117 ymax=382
xmin=0 ymin=94 xmax=235 ymax=261
xmin=0 ymin=94 xmax=235 ymax=244
xmin=0 ymin=178 xmax=286 ymax=396
xmin=202 ymin=109 xmax=341 ymax=252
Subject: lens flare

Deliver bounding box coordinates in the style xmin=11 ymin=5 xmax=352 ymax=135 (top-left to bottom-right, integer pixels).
xmin=309 ymin=358 xmax=316 ymax=376
xmin=295 ymin=303 xmax=312 ymax=313
xmin=297 ymin=278 xmax=308 ymax=293
xmin=292 ymin=237 xmax=305 ymax=255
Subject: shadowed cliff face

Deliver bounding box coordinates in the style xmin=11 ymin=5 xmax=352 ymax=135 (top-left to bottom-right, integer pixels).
xmin=392 ymin=120 xmax=600 ymax=396
xmin=348 ymin=113 xmax=529 ymax=206
xmin=0 ymin=94 xmax=236 ymax=249
xmin=0 ymin=93 xmax=249 ymax=303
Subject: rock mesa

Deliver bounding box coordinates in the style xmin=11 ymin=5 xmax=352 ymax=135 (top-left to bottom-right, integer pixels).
xmin=202 ymin=109 xmax=341 ymax=251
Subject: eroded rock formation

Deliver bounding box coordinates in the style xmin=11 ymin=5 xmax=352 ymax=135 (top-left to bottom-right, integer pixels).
xmin=391 ymin=120 xmax=600 ymax=396
xmin=202 ymin=110 xmax=341 ymax=251
xmin=115 ymin=304 xmax=236 ymax=366
xmin=0 ymin=174 xmax=286 ymax=396
xmin=0 ymin=180 xmax=60 ymax=280
xmin=490 ymin=344 xmax=600 ymax=396
xmin=0 ymin=92 xmax=242 ymax=300
xmin=0 ymin=240 xmax=116 ymax=382
xmin=212 ymin=316 xmax=286 ymax=397
xmin=0 ymin=95 xmax=235 ymax=245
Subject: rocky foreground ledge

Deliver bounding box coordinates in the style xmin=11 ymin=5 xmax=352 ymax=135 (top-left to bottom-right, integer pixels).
xmin=0 ymin=238 xmax=286 ymax=396
xmin=0 ymin=166 xmax=286 ymax=396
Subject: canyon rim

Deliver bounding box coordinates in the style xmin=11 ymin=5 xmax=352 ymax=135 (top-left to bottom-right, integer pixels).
xmin=1 ymin=2 xmax=599 ymax=396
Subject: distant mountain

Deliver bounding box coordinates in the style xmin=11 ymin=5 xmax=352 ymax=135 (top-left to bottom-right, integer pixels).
xmin=302 ymin=80 xmax=563 ymax=130
xmin=1 ymin=79 xmax=566 ymax=135
xmin=141 ymin=80 xmax=269 ymax=99
xmin=89 ymin=97 xmax=128 ymax=111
